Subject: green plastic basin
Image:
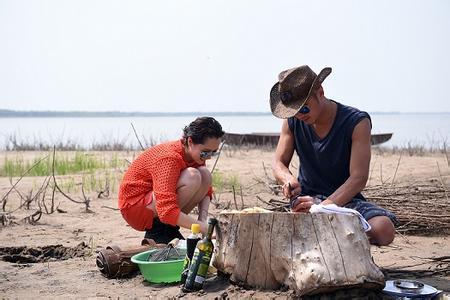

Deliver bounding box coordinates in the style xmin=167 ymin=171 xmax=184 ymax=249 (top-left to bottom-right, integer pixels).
xmin=131 ymin=248 xmax=186 ymax=283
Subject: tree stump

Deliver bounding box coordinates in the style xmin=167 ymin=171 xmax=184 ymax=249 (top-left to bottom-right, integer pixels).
xmin=213 ymin=212 xmax=385 ymax=295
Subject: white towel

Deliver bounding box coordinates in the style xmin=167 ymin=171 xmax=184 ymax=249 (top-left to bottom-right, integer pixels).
xmin=309 ymin=204 xmax=372 ymax=232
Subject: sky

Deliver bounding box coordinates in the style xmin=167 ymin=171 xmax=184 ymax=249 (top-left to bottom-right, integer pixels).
xmin=0 ymin=0 xmax=449 ymax=113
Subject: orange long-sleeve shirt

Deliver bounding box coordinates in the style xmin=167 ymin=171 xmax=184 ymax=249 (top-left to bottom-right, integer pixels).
xmin=118 ymin=139 xmax=213 ymax=226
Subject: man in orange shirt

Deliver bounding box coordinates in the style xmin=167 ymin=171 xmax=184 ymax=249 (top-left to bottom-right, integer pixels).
xmin=118 ymin=117 xmax=224 ymax=244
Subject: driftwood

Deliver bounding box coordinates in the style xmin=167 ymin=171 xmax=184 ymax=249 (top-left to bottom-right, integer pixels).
xmin=223 ymin=132 xmax=393 ymax=147
xmin=213 ymin=212 xmax=385 ymax=295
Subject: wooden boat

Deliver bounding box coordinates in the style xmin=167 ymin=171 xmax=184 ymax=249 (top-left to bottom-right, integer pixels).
xmin=223 ymin=132 xmax=392 ymax=146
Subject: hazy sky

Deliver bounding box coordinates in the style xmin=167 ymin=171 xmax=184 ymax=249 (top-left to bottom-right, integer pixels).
xmin=1 ymin=0 xmax=449 ymax=113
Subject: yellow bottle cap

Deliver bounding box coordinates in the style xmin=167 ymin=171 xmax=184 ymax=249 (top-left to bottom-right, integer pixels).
xmin=191 ymin=223 xmax=201 ymax=234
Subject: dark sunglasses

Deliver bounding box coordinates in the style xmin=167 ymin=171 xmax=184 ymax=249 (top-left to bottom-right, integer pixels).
xmin=297 ymin=105 xmax=310 ymax=114
xmin=200 ymin=151 xmax=219 ymax=160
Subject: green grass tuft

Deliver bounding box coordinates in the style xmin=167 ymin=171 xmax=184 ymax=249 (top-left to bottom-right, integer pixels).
xmin=0 ymin=152 xmax=126 ymax=177
xmin=212 ymin=171 xmax=240 ymax=193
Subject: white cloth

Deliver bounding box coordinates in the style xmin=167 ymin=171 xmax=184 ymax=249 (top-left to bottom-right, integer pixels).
xmin=309 ymin=204 xmax=371 ymax=232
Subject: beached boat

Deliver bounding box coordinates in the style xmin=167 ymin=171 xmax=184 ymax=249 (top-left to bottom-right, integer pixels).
xmin=223 ymin=132 xmax=392 ymax=146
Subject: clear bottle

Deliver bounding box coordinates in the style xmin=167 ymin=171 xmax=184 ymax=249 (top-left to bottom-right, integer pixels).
xmin=180 ymin=223 xmax=201 ymax=284
xmin=182 ymin=218 xmax=217 ymax=292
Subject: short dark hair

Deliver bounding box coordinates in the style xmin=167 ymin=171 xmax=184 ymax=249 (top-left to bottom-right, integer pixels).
xmin=182 ymin=117 xmax=224 ymax=145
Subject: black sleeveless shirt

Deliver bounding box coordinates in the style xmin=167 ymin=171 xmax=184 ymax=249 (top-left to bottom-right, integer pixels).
xmin=287 ymin=101 xmax=371 ymax=200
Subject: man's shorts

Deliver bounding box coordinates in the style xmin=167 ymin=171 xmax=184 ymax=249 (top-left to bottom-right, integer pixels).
xmin=314 ymin=195 xmax=398 ymax=225
xmin=120 ymin=192 xmax=154 ymax=231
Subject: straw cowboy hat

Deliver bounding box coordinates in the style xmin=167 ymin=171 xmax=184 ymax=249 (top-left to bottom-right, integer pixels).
xmin=270 ymin=65 xmax=332 ymax=119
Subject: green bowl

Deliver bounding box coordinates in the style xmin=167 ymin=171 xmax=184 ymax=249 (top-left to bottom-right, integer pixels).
xmin=131 ymin=248 xmax=186 ymax=283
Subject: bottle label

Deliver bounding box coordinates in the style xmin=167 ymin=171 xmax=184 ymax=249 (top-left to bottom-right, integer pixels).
xmin=184 ymin=248 xmax=212 ymax=289
xmin=196 ymin=256 xmax=210 ymax=278
xmin=194 ymin=275 xmax=205 ymax=284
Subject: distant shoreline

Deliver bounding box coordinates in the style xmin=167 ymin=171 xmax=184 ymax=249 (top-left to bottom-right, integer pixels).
xmin=0 ymin=110 xmax=271 ymax=118
xmin=0 ymin=109 xmax=448 ymax=118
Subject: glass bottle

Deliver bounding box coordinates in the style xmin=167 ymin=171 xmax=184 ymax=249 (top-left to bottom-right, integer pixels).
xmin=180 ymin=223 xmax=201 ymax=284
xmin=182 ymin=218 xmax=217 ymax=292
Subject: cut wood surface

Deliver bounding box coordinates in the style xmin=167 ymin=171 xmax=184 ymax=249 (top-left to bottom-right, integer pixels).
xmin=213 ymin=212 xmax=385 ymax=295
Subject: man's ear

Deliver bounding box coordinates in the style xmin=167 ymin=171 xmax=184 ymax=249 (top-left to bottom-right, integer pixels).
xmin=313 ymin=86 xmax=324 ymax=102
xmin=317 ymin=86 xmax=324 ymax=98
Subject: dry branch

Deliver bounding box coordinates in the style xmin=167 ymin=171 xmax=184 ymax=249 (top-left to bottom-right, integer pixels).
xmin=364 ymin=181 xmax=449 ymax=235
xmin=131 ymin=122 xmax=145 ymax=151
xmin=97 ymin=176 xmax=110 ymax=199
xmin=50 ymin=147 xmax=92 ymax=212
xmin=382 ymin=255 xmax=450 ymax=278
xmin=211 ymin=141 xmax=225 ymax=174
xmin=1 ymin=155 xmax=49 ymax=212
xmin=21 ymin=210 xmax=42 ymax=225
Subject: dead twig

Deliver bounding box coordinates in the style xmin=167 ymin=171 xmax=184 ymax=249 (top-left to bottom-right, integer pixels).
xmin=50 ymin=147 xmax=91 ymax=212
xmin=436 ymin=161 xmax=448 ymax=201
xmin=21 ymin=210 xmax=42 ymax=225
xmin=232 ymin=185 xmax=238 ymax=210
xmin=80 ymin=183 xmax=93 ymax=213
xmin=101 ymin=205 xmax=119 ymax=211
xmin=211 ymin=141 xmax=225 ymax=174
xmin=444 ymin=142 xmax=449 ymax=167
xmin=368 ymin=154 xmax=378 ymax=186
xmin=391 ymin=154 xmax=402 ymax=186
xmin=1 ymin=155 xmax=49 ymax=212
xmin=382 ymin=255 xmax=450 ymax=278
xmin=9 ymin=176 xmax=50 ymax=214
xmin=252 ymin=175 xmax=282 ymax=195
xmin=0 ymin=212 xmax=13 ymax=226
xmin=97 ymin=176 xmax=110 ymax=199
xmin=239 ymin=186 xmax=244 ymax=209
xmin=131 ymin=122 xmax=145 ymax=151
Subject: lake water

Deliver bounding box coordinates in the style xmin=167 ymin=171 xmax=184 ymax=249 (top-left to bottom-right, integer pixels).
xmin=0 ymin=113 xmax=449 ymax=150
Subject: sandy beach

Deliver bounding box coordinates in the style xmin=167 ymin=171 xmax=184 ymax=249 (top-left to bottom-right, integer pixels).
xmin=0 ymin=147 xmax=449 ymax=299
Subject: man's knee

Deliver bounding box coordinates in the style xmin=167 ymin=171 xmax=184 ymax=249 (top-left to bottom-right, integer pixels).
xmin=368 ymin=216 xmax=395 ymax=246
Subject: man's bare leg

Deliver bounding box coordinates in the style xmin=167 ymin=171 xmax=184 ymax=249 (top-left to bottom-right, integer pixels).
xmin=367 ymin=216 xmax=395 ymax=246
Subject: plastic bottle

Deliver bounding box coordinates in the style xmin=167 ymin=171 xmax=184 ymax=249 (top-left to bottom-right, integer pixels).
xmin=180 ymin=223 xmax=201 ymax=284
xmin=182 ymin=218 xmax=217 ymax=292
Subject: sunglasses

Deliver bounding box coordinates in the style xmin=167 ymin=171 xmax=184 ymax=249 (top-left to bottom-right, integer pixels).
xmin=297 ymin=105 xmax=310 ymax=114
xmin=200 ymin=150 xmax=219 ymax=160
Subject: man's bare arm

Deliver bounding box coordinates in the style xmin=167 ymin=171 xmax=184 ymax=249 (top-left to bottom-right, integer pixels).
xmin=323 ymin=118 xmax=371 ymax=206
xmin=272 ymin=119 xmax=299 ymax=197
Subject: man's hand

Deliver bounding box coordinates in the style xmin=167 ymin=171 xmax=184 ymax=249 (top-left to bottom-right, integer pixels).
xmin=282 ymin=180 xmax=301 ymax=199
xmin=291 ymin=195 xmax=316 ymax=213
xmin=321 ymin=199 xmax=335 ymax=206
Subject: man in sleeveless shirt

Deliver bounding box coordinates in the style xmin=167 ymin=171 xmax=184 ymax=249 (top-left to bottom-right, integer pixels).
xmin=270 ymin=65 xmax=397 ymax=246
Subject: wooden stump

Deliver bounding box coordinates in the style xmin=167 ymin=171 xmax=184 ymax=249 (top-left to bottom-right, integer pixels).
xmin=213 ymin=212 xmax=385 ymax=295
